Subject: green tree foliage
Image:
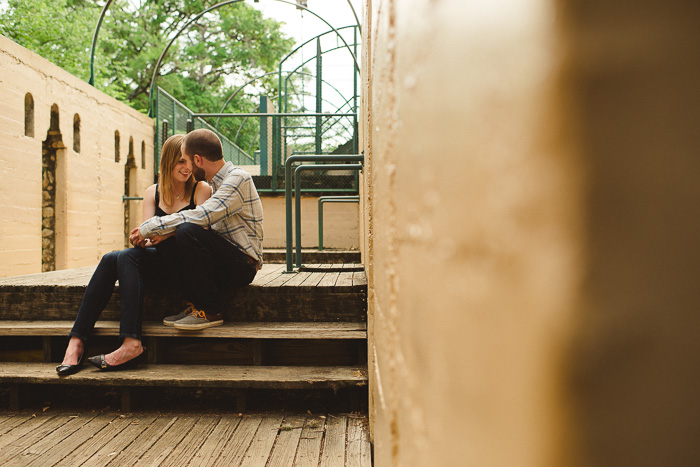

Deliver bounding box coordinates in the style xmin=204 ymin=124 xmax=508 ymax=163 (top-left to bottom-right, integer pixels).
xmin=0 ymin=0 xmax=295 ymax=153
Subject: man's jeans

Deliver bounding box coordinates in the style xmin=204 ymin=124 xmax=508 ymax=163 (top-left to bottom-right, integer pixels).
xmin=175 ymin=223 xmax=257 ymax=316
xmin=69 ymin=240 xmax=179 ymax=342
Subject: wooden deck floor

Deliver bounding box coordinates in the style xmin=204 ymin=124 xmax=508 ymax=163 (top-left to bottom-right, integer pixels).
xmin=0 ymin=263 xmax=368 ymax=289
xmin=0 ymin=410 xmax=371 ymax=466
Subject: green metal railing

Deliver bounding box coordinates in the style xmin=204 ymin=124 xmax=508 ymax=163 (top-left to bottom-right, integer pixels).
xmin=284 ymin=154 xmax=364 ymax=272
xmin=318 ymin=196 xmax=360 ymax=251
xmin=155 ymin=88 xmax=252 ymax=172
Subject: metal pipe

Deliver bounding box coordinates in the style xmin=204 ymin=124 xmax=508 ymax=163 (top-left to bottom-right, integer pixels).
xmin=294 ymin=164 xmax=363 ymax=268
xmin=193 ymin=112 xmax=356 ymax=118
xmin=284 ymin=154 xmax=363 ymax=272
xmin=318 ymin=196 xmax=359 ymax=251
xmin=88 ymin=0 xmax=114 ymax=86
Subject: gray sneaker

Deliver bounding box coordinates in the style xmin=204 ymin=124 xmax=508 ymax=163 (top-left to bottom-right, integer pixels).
xmin=173 ymin=308 xmax=224 ymax=330
xmin=162 ymin=303 xmax=194 ymax=326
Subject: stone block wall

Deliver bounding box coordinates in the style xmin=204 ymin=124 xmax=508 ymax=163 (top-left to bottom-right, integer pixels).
xmin=0 ymin=36 xmax=155 ymax=277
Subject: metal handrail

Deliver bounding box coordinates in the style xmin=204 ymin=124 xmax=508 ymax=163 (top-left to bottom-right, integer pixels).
xmin=318 ymin=196 xmax=360 ymax=251
xmin=284 ymin=154 xmax=364 ymax=272
xmin=295 ymin=165 xmax=362 ymax=268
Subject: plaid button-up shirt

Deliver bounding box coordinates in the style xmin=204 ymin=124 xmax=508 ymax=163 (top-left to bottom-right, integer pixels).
xmin=140 ymin=162 xmax=264 ymax=267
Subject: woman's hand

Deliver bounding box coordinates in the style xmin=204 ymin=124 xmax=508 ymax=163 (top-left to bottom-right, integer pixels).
xmin=151 ymin=232 xmax=175 ymax=245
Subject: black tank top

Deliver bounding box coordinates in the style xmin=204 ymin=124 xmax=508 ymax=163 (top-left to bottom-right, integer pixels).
xmin=154 ymin=181 xmax=199 ymax=217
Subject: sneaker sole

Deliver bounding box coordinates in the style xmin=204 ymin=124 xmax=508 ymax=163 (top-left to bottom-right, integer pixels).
xmin=163 ymin=316 xmax=187 ymax=327
xmin=173 ymin=320 xmax=224 ymax=330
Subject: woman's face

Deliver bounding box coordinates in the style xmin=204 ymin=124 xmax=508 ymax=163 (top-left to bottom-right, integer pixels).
xmin=171 ymin=153 xmax=192 ymax=184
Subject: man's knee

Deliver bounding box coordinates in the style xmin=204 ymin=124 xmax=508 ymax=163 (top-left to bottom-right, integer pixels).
xmin=175 ymin=222 xmax=206 ymax=242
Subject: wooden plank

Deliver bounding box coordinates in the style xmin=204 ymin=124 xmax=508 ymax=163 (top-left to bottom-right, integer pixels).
xmin=0 ymin=413 xmax=35 ymax=436
xmin=159 ymin=415 xmax=220 ymax=466
xmin=262 ymin=270 xmax=299 ymax=288
xmin=11 ymin=412 xmax=101 ymax=465
xmin=346 ymin=416 xmax=372 ymax=467
xmin=0 ymin=286 xmax=367 ymax=323
xmin=319 ymin=414 xmax=347 ymax=467
xmin=24 ymin=413 xmax=118 ymax=467
xmin=0 ymin=414 xmax=78 ymax=464
xmin=132 ymin=415 xmax=199 ymax=466
xmin=299 ymin=272 xmax=326 ymax=287
xmin=0 ymin=414 xmax=59 ymax=452
xmin=281 ymin=271 xmax=313 ymax=287
xmin=104 ymin=415 xmax=179 ymax=467
xmin=212 ymin=416 xmax=263 ymax=466
xmin=252 ymin=264 xmax=289 ymax=286
xmin=292 ymin=416 xmax=326 ymax=467
xmin=250 ymin=264 xmax=287 ymax=285
xmin=0 ymin=363 xmax=368 ymax=389
xmin=0 ymin=321 xmax=367 ymax=339
xmin=53 ymin=415 xmax=135 ymax=467
xmin=239 ymin=413 xmax=285 ymax=467
xmin=335 ymin=272 xmax=354 ymax=288
xmin=316 ymin=268 xmax=340 ymax=287
xmin=70 ymin=414 xmax=158 ymax=467
xmin=0 ymin=266 xmax=96 ymax=286
xmin=187 ymin=416 xmax=242 ymax=467
xmin=266 ymin=414 xmax=305 ymax=467
xmin=353 ymin=270 xmax=368 ymax=287
xmin=263 ymin=249 xmax=361 ymax=264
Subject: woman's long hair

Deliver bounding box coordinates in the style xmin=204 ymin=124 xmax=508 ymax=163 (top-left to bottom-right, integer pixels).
xmin=158 ymin=134 xmax=194 ymax=206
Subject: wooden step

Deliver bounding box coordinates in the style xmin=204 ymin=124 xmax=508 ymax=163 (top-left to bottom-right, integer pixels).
xmin=0 ymin=264 xmax=367 ymax=322
xmin=0 ymin=363 xmax=368 ymax=389
xmin=0 ymin=321 xmax=367 ymax=339
xmin=263 ymin=249 xmax=361 ymax=264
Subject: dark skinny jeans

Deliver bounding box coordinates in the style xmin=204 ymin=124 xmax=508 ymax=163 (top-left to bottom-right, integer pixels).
xmin=69 ymin=241 xmax=178 ymax=342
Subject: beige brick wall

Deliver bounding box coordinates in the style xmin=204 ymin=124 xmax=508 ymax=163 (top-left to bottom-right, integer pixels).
xmin=363 ymin=0 xmax=700 ymax=466
xmin=0 ymin=36 xmax=154 ymax=277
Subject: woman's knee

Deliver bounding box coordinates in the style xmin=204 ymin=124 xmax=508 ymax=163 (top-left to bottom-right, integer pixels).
xmin=99 ymin=250 xmax=120 ymax=268
xmin=115 ymin=247 xmax=148 ymax=270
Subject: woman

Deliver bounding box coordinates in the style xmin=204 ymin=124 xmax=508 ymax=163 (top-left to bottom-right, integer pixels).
xmin=56 ymin=134 xmax=212 ymax=375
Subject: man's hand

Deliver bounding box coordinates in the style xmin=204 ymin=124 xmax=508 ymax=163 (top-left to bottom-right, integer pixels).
xmin=129 ymin=227 xmax=147 ymax=248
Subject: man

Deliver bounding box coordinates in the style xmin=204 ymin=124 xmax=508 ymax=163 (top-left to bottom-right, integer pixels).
xmin=130 ymin=129 xmax=263 ymax=330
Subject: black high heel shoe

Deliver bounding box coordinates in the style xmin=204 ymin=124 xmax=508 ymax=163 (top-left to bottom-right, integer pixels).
xmin=56 ymin=351 xmax=85 ymax=376
xmin=87 ymin=349 xmax=146 ymax=372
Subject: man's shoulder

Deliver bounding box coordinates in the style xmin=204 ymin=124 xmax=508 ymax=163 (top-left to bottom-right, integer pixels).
xmin=223 ymin=164 xmax=254 ymax=183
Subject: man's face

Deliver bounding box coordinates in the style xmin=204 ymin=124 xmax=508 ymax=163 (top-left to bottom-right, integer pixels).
xmin=182 ymin=145 xmax=206 ymax=181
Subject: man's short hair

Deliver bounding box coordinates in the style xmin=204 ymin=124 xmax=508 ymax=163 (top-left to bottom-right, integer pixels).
xmin=183 ymin=129 xmax=223 ymax=162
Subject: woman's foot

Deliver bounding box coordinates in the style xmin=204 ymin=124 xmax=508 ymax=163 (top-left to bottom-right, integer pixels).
xmin=87 ymin=338 xmax=146 ymax=372
xmin=61 ymin=337 xmax=84 ymax=366
xmin=57 ymin=337 xmax=85 ymax=376
xmin=104 ymin=338 xmax=144 ymax=366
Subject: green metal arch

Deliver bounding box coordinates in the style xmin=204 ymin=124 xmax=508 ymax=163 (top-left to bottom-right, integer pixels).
xmin=87 ymin=0 xmax=361 ymax=116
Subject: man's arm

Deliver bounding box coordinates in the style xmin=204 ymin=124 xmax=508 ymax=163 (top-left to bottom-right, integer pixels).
xmin=139 ymin=175 xmax=246 ymax=238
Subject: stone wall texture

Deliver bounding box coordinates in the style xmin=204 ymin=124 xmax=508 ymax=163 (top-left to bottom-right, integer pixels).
xmin=0 ymin=35 xmax=155 ymax=277
xmin=363 ymin=0 xmax=700 ymax=466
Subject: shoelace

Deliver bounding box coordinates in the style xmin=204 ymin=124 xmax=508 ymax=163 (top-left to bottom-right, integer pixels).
xmin=190 ymin=308 xmax=207 ymax=320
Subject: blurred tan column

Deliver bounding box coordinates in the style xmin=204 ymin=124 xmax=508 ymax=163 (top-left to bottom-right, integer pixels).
xmin=362 ymin=0 xmax=700 ymax=465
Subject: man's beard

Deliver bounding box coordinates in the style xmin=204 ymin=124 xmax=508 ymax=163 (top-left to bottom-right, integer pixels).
xmin=193 ymin=165 xmax=206 ymax=181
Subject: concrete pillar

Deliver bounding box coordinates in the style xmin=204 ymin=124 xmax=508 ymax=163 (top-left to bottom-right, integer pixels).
xmin=363 ymin=0 xmax=700 ymax=465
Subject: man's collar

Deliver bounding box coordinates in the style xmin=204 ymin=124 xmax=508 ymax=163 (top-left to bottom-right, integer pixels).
xmin=210 ymin=161 xmax=232 ymax=185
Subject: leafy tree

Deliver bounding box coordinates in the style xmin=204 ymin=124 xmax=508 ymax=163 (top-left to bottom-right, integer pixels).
xmin=0 ymin=0 xmax=295 ymax=153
